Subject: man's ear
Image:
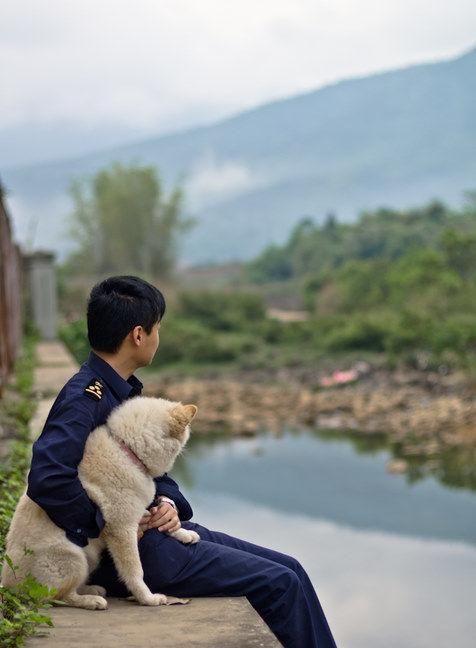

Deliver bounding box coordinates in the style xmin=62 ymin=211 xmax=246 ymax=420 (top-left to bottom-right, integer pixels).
xmin=130 ymin=325 xmax=143 ymax=347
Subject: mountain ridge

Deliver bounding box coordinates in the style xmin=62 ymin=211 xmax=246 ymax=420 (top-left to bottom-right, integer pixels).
xmin=6 ymin=44 xmax=475 ymax=174
xmin=3 ymin=44 xmax=476 ymax=264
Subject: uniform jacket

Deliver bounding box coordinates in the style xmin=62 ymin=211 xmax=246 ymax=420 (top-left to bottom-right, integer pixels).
xmin=27 ymin=351 xmax=193 ymax=547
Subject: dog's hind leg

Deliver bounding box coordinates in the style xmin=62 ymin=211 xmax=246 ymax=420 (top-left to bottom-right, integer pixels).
xmin=77 ymin=584 xmax=107 ymax=597
xmin=63 ymin=590 xmax=108 ymax=610
xmin=32 ymin=545 xmax=108 ymax=611
xmin=105 ymin=528 xmax=167 ymax=606
xmin=78 ymin=538 xmax=107 ymax=598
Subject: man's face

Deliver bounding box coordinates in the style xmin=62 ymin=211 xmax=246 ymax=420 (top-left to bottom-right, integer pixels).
xmin=140 ymin=320 xmax=161 ymax=366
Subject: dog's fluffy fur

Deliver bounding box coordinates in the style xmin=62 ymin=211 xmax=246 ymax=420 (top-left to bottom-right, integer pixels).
xmin=1 ymin=396 xmax=199 ymax=610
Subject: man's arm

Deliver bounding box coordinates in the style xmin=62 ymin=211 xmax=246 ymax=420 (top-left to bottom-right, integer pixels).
xmin=27 ymin=396 xmax=105 ymax=547
xmin=153 ymin=475 xmax=193 ymax=521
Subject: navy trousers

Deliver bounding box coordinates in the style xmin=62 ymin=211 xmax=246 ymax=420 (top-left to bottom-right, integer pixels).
xmin=90 ymin=522 xmax=338 ymax=648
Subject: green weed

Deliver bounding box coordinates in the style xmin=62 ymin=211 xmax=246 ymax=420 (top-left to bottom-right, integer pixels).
xmin=0 ymin=339 xmax=55 ymax=646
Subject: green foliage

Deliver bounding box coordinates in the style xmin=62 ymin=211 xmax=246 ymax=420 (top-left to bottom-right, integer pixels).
xmin=431 ymin=314 xmax=476 ymax=356
xmin=60 ymin=290 xmax=267 ymax=368
xmin=0 ymin=563 xmax=57 ymax=648
xmin=440 ymin=228 xmax=476 ymax=280
xmin=248 ymin=199 xmax=475 ymax=283
xmin=67 ymin=163 xmax=194 ymax=277
xmin=332 ymin=259 xmax=390 ymax=312
xmin=13 ymin=343 xmax=36 ymax=397
xmin=319 ymin=314 xmax=393 ymax=352
xmin=0 ymin=341 xmax=55 ymax=645
xmin=59 ymin=194 xmax=476 ymax=370
xmin=247 ymin=245 xmax=293 ymax=283
xmin=176 ymin=290 xmax=266 ymax=331
xmin=246 ymin=195 xmax=476 ymax=367
xmin=152 ymin=317 xmax=240 ymax=365
xmin=156 ymin=289 xmax=267 ymax=366
xmin=0 ymin=441 xmax=31 ymax=558
xmin=59 ymin=319 xmax=90 ymax=364
xmin=386 ymin=248 xmax=462 ymax=311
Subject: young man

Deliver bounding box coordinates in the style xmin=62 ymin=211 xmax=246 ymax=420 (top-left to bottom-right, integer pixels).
xmin=27 ymin=275 xmax=338 ymax=648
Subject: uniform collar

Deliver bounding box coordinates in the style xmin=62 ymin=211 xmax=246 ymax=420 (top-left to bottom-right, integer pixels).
xmin=86 ymin=351 xmax=143 ymax=401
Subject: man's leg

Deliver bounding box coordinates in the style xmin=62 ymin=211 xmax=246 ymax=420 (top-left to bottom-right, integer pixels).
xmin=90 ymin=525 xmax=338 ymax=648
xmin=181 ymin=521 xmax=337 ymax=648
xmin=138 ymin=528 xmax=336 ymax=648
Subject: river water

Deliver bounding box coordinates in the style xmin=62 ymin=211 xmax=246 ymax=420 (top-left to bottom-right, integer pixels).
xmin=172 ymin=429 xmax=476 ymax=648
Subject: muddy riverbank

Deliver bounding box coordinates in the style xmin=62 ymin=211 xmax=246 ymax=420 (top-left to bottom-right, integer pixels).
xmin=143 ymin=366 xmax=476 ymax=463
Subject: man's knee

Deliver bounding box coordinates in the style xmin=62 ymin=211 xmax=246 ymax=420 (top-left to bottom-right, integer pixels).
xmin=270 ymin=565 xmax=302 ymax=598
xmin=289 ymin=556 xmax=305 ymax=577
xmin=276 ymin=551 xmax=305 ymax=578
xmin=139 ymin=530 xmax=197 ymax=589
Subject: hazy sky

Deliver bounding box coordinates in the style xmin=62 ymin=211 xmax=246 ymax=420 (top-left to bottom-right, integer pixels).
xmin=2 ymin=0 xmax=476 ymax=159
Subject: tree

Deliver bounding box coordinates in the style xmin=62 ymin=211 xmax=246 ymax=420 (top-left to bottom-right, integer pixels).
xmin=440 ymin=228 xmax=476 ymax=281
xmin=68 ymin=163 xmax=194 ymax=277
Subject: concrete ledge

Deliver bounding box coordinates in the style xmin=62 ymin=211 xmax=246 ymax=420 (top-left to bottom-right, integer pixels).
xmin=27 ymin=597 xmax=281 ymax=647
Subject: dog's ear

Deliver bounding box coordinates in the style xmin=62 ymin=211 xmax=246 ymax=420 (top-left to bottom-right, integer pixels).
xmin=182 ymin=404 xmax=198 ymax=421
xmin=170 ymin=403 xmax=198 ymax=423
xmin=169 ymin=403 xmax=198 ymax=439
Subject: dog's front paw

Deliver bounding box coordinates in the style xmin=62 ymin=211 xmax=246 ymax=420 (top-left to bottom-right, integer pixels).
xmin=140 ymin=593 xmax=168 ymax=606
xmin=72 ymin=594 xmax=108 ymax=610
xmin=170 ymin=528 xmax=200 ymax=544
xmin=89 ymin=595 xmax=108 ymax=610
xmin=183 ymin=530 xmax=200 ymax=544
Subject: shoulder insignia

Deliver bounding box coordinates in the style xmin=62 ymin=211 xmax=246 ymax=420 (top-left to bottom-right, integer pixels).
xmin=84 ymin=379 xmax=103 ymax=401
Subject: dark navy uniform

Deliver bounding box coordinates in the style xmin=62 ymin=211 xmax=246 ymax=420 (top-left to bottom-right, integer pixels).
xmin=28 ymin=352 xmax=338 ymax=648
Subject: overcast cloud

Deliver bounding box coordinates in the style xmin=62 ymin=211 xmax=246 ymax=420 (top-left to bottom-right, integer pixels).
xmin=2 ymin=0 xmax=476 ymax=160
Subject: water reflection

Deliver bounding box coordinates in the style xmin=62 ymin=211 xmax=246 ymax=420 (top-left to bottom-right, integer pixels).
xmin=313 ymin=427 xmax=476 ymax=492
xmin=172 ymin=430 xmax=476 ymax=648
xmin=188 ymin=493 xmax=476 ymax=648
xmin=174 ymin=430 xmax=476 ymax=545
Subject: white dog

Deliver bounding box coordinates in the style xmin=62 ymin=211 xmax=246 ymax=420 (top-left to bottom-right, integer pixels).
xmin=1 ymin=396 xmax=199 ymax=610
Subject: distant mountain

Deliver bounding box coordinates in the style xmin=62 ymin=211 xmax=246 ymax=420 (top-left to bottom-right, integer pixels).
xmin=3 ymin=46 xmax=476 ymax=264
xmin=0 ymin=122 xmax=151 ymax=169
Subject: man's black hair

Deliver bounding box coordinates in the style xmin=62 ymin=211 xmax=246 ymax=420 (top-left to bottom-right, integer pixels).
xmin=87 ymin=276 xmax=166 ymax=353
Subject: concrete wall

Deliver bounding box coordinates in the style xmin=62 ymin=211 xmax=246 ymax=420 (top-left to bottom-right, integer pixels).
xmin=0 ymin=183 xmax=23 ymax=393
xmin=24 ymin=251 xmax=58 ymax=340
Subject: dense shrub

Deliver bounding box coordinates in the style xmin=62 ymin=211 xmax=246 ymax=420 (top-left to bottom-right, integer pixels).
xmin=177 ymin=290 xmax=266 ymax=331
xmin=59 ymin=319 xmax=89 ymax=364
xmin=153 ymin=317 xmax=242 ymax=365
xmin=431 ymin=314 xmax=476 ymax=356
xmin=248 ymin=198 xmax=475 ymax=284
xmin=321 ymin=314 xmax=391 ymax=352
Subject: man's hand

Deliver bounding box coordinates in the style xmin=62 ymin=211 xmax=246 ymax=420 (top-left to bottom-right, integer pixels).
xmin=147 ymin=503 xmax=181 ymax=533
